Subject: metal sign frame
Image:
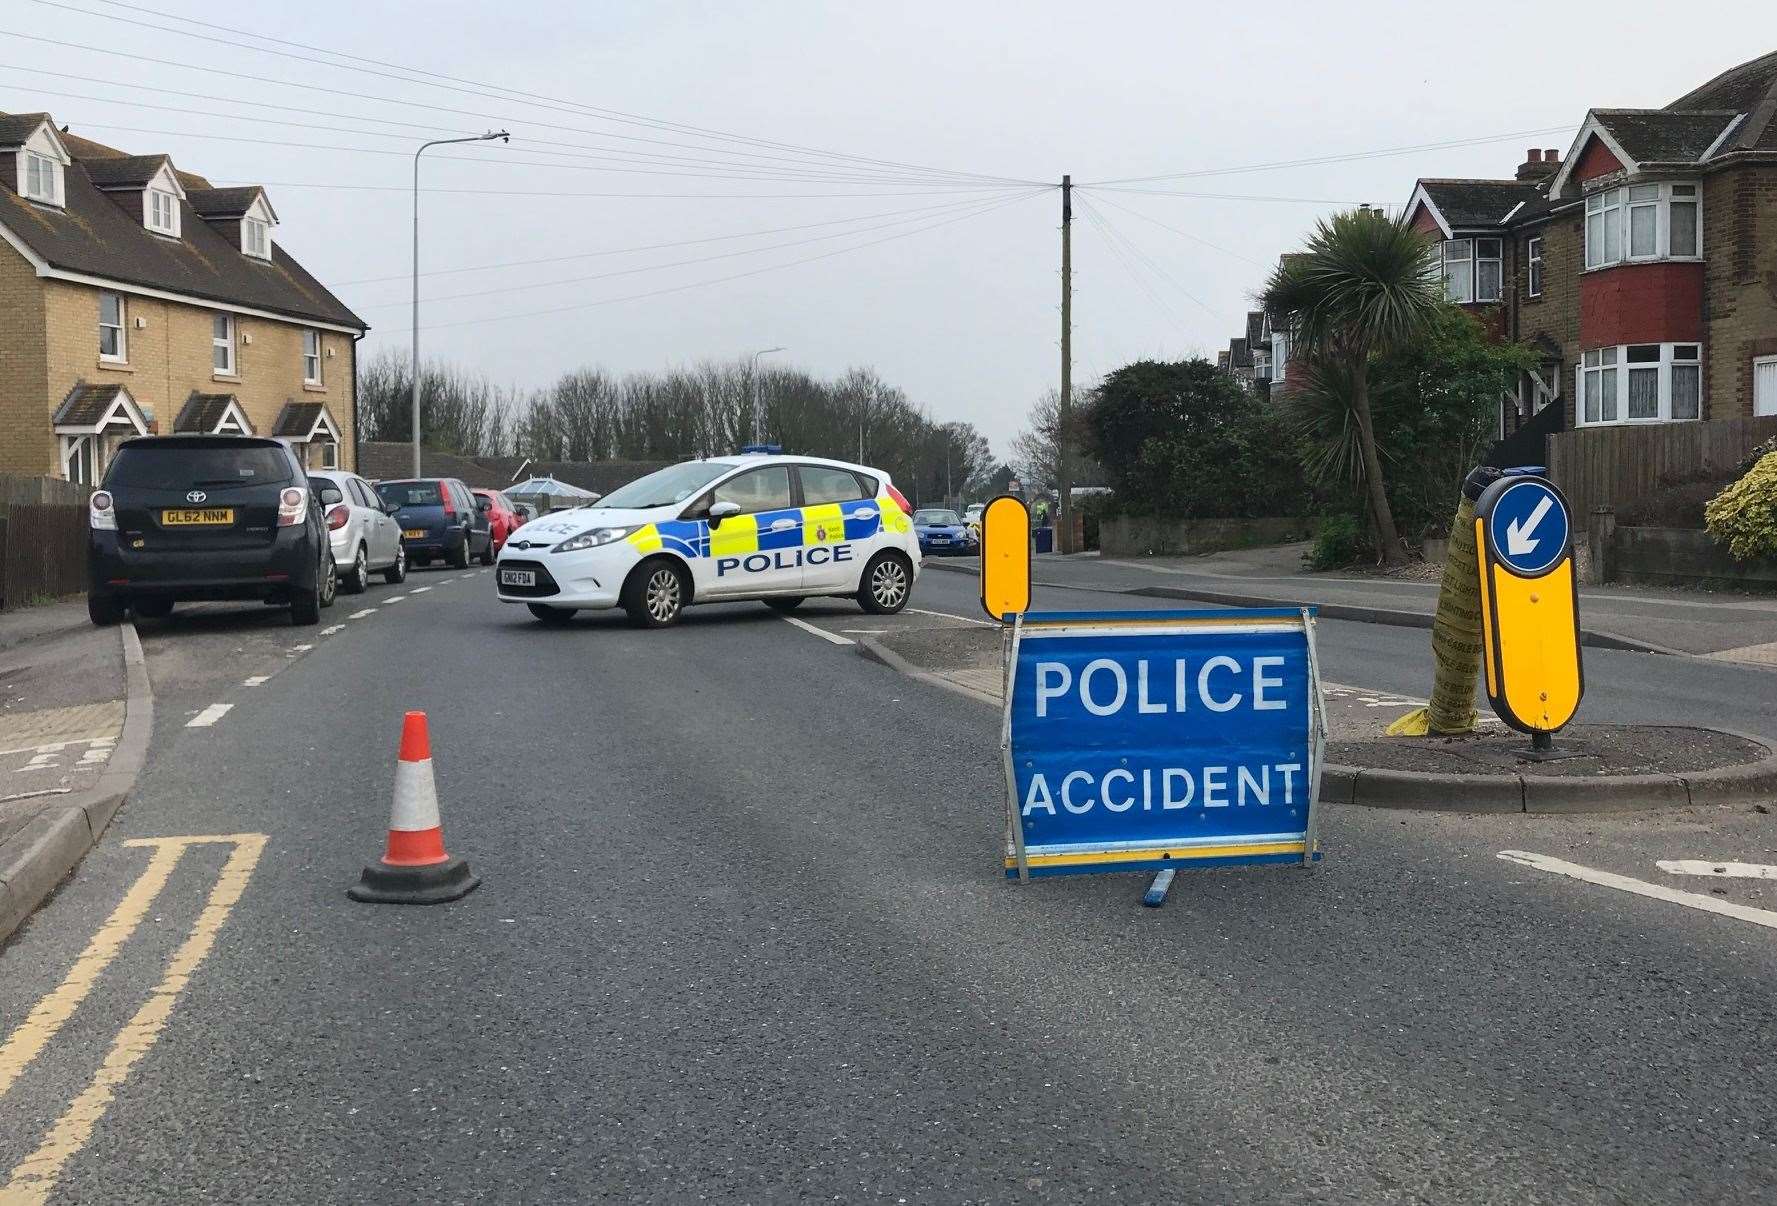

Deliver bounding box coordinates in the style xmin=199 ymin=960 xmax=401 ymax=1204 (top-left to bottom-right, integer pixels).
xmin=999 ymin=607 xmax=1326 ymax=882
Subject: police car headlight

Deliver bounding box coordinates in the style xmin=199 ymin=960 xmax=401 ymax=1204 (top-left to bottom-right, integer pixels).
xmin=552 ymin=525 xmax=639 ymax=554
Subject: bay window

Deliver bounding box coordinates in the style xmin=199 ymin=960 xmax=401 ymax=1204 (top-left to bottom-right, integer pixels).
xmin=1440 ymin=238 xmax=1501 ymax=303
xmin=1585 ymin=182 xmax=1701 ymax=268
xmin=1578 ymin=344 xmax=1702 ymax=425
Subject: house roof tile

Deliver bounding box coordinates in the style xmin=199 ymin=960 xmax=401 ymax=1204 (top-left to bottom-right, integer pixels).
xmin=0 ymin=112 xmax=364 ymax=331
xmin=272 ymin=401 xmax=324 ymax=438
xmin=81 ymin=155 xmax=171 ymax=189
xmin=173 ymin=393 xmax=236 ymax=433
xmin=52 ymin=382 xmax=125 ymax=427
xmin=1417 ymin=178 xmax=1544 ymax=228
xmin=1593 ymin=109 xmax=1741 ymax=163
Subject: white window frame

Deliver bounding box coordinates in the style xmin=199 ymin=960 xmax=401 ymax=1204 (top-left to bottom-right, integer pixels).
xmin=99 ymin=292 xmax=127 ymax=363
xmin=302 ymin=329 xmax=322 ymax=385
xmin=242 ymin=217 xmax=270 ymax=259
xmin=1474 ymin=238 xmax=1502 ymax=303
xmin=212 ymin=313 xmax=237 ymax=376
xmin=60 ymin=433 xmax=100 ymax=486
xmin=1755 ymin=355 xmax=1777 ymax=418
xmin=1441 ymin=239 xmax=1473 ymax=303
xmin=1527 ymin=237 xmax=1544 ymax=298
xmin=1584 ymin=181 xmax=1703 ymax=270
xmin=21 ymin=149 xmax=62 ymax=205
xmin=147 ymin=187 xmax=179 ymax=235
xmin=1576 ymin=343 xmax=1703 ymax=427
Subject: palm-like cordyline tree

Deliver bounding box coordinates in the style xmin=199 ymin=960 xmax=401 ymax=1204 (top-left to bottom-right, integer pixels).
xmin=1262 ymin=210 xmax=1442 ymax=566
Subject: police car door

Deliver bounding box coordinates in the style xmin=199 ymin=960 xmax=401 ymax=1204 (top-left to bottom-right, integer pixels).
xmin=693 ymin=463 xmax=805 ymax=599
xmin=796 ymin=464 xmax=878 ymax=590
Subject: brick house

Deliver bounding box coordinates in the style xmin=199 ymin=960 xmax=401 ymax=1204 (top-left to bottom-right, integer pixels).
xmin=0 ymin=112 xmax=367 ymax=485
xmin=1403 ymin=50 xmax=1777 ymax=438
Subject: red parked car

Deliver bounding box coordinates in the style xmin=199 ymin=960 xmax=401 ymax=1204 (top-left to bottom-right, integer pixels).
xmin=473 ymin=488 xmax=525 ymax=554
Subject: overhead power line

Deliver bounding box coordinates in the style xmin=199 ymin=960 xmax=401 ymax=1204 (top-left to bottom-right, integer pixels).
xmin=380 ymin=189 xmax=1045 ymax=333
xmin=1081 ymin=125 xmax=1575 ymax=186
xmin=352 ymin=191 xmax=1049 ymax=307
xmin=1079 ymin=192 xmax=1266 ymax=269
xmin=335 ymin=196 xmax=1035 ymax=287
xmin=1077 ymin=195 xmax=1223 ymax=323
xmin=20 ymin=0 xmax=1041 ymax=187
xmin=213 ymin=179 xmax=1030 ymax=200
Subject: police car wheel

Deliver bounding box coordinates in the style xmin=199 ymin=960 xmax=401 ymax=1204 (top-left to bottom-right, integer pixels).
xmin=764 ymin=597 xmax=805 ymax=613
xmin=857 ymin=552 xmax=911 ymax=615
xmin=622 ymin=558 xmax=687 ymax=628
xmin=527 ymin=603 xmax=577 ymax=624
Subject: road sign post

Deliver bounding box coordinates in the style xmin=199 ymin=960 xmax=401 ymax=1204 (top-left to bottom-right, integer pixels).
xmin=1001 ymin=608 xmax=1326 ymax=901
xmin=1473 ymin=472 xmax=1583 ymax=751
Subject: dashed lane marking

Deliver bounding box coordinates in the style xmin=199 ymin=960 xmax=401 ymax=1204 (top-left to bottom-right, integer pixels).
xmin=242 ymin=676 xmax=269 ymax=687
xmin=1657 ymin=860 xmax=1777 ymax=881
xmin=779 ymin=614 xmax=855 ymax=646
xmin=289 ymin=643 xmax=314 ymax=653
xmin=410 ymin=587 xmax=431 ymax=593
xmin=347 ymin=609 xmax=376 ymax=619
xmin=0 ymin=842 xmax=184 ymax=1101
xmin=383 ymin=594 xmax=406 ymax=602
xmin=1500 ymin=850 xmax=1777 ymax=932
xmin=0 ymin=835 xmax=267 ymax=1205
xmin=319 ymin=625 xmax=345 ymax=636
xmin=184 ymin=703 xmax=232 ymax=729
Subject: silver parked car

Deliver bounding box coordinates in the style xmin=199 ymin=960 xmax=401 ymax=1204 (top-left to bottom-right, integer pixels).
xmin=310 ymin=470 xmax=406 ymax=593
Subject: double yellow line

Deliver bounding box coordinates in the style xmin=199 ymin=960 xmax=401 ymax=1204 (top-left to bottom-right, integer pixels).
xmin=0 ymin=834 xmax=266 ymax=1205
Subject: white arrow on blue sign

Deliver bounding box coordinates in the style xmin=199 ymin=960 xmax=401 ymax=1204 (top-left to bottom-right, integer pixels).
xmin=1486 ymin=478 xmax=1570 ymax=576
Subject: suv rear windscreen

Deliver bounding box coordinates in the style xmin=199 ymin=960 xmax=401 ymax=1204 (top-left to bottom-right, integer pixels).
xmin=106 ymin=444 xmax=293 ymax=491
xmin=377 ymin=482 xmax=443 ymax=507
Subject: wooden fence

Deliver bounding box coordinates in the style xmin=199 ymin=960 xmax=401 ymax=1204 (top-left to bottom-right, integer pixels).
xmin=0 ymin=472 xmax=87 ymax=507
xmin=1547 ymin=416 xmax=1777 ymax=519
xmin=0 ymin=504 xmax=88 ymax=610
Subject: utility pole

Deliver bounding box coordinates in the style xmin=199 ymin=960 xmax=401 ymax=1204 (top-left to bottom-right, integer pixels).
xmin=1056 ymin=174 xmax=1074 ymax=554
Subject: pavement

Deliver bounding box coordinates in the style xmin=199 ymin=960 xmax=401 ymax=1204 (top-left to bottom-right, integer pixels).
xmin=924 ymin=543 xmax=1777 ymax=660
xmin=1 ymin=566 xmax=1777 ymax=1200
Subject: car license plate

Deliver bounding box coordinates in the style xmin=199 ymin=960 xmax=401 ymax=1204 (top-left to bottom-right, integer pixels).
xmin=500 ymin=568 xmax=537 ymax=588
xmin=403 ymin=529 xmax=428 ymax=539
xmin=161 ymin=508 xmax=233 ymax=526
xmin=931 ymin=536 xmax=950 ymax=545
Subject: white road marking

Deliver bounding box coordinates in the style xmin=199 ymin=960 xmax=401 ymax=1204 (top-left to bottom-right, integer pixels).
xmin=1657 ymin=860 xmax=1777 ymax=881
xmin=907 ymin=606 xmax=997 ymax=628
xmin=1499 ymin=850 xmax=1777 ymax=931
xmin=0 ymin=788 xmax=72 ymax=805
xmin=842 ymin=629 xmax=891 ymax=635
xmin=384 ymin=594 xmax=406 ymax=602
xmin=410 ymin=587 xmax=431 ymax=594
xmin=779 ymin=615 xmax=855 ymax=646
xmin=320 ymin=625 xmax=345 ymax=636
xmin=348 ymin=609 xmax=376 ymax=619
xmin=289 ymin=644 xmax=314 ymax=653
xmin=242 ymin=676 xmax=269 ymax=687
xmin=185 ymin=703 xmax=233 ymax=729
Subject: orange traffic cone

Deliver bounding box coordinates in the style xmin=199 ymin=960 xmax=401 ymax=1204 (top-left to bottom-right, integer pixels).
xmin=348 ymin=711 xmax=480 ymax=904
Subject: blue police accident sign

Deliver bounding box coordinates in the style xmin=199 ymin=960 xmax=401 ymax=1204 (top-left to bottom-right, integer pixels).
xmin=1001 ymin=609 xmax=1326 ymax=879
xmin=1485 ymin=477 xmax=1570 ymax=577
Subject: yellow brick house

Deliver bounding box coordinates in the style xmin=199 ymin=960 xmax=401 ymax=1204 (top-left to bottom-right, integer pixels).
xmin=0 ymin=112 xmax=367 ymax=485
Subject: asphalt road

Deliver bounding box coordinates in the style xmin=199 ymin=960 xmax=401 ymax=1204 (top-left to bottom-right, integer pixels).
xmin=2 ymin=565 xmax=1775 ymax=1203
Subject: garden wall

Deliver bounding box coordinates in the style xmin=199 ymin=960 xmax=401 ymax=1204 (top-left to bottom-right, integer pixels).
xmin=1099 ymin=516 xmax=1310 ymax=558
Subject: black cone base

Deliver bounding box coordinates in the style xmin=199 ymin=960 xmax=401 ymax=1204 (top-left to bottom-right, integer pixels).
xmin=348 ymin=856 xmax=480 ymax=904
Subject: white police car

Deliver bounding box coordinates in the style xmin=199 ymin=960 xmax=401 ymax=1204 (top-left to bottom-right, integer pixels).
xmin=494 ymin=453 xmax=921 ymax=627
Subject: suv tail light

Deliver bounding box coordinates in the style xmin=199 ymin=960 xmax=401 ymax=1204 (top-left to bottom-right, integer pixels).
xmin=325 ymin=503 xmax=350 ymax=531
xmin=90 ymin=490 xmax=117 ymax=531
xmin=277 ymin=486 xmax=307 ymax=528
xmin=885 ymin=483 xmax=913 ymax=515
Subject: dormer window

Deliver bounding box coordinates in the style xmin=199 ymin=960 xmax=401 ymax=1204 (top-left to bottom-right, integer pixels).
xmin=21 ymin=149 xmax=62 ymax=205
xmin=243 ymin=217 xmax=270 ymax=259
xmin=147 ymin=187 xmax=179 ymax=235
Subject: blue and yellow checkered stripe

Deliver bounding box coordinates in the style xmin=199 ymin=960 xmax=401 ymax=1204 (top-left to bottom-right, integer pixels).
xmin=624 ymin=495 xmax=904 ymax=559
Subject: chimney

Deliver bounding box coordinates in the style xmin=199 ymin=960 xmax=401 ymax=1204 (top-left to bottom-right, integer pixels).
xmin=1516 ymin=147 xmax=1558 ymax=182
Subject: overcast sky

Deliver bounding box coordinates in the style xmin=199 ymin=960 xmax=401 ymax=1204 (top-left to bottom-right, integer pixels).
xmin=5 ymin=0 xmax=1764 ymax=456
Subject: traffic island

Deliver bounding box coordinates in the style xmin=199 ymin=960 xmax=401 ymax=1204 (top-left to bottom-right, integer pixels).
xmin=1326 ymin=725 xmax=1777 ymax=813
xmin=856 ymin=622 xmax=1777 ymax=815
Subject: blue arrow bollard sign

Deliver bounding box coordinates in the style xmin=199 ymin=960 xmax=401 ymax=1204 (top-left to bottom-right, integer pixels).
xmin=1485 ymin=478 xmax=1570 ymax=577
xmin=1001 ymin=608 xmax=1327 ymax=880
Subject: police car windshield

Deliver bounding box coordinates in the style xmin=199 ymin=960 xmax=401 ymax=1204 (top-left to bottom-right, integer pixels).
xmin=594 ymin=461 xmax=733 ymax=510
xmin=915 ymin=509 xmax=962 ymax=526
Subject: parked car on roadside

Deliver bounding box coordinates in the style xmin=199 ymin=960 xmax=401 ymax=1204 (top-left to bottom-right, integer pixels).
xmin=374 ymin=477 xmax=493 ymax=568
xmin=472 ymin=488 xmax=525 ymax=555
xmin=86 ymin=435 xmax=336 ymax=626
xmin=310 ymin=470 xmax=407 ymax=592
xmin=962 ymin=502 xmax=984 ymax=536
xmin=912 ymin=508 xmax=977 ymax=556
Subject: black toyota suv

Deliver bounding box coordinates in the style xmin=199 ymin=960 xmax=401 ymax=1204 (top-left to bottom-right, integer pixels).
xmin=86 ymin=435 xmax=336 ymax=627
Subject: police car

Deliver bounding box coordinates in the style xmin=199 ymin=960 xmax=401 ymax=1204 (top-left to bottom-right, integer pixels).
xmin=494 ymin=452 xmax=921 ymax=627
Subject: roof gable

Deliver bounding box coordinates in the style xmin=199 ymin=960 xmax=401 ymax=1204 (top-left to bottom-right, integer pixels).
xmin=1405 ymin=179 xmax=1540 ymax=232
xmin=0 ymin=114 xmax=69 ymax=164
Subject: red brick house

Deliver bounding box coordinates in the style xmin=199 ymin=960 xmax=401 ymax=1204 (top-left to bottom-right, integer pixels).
xmin=1404 ymin=51 xmax=1777 ymax=441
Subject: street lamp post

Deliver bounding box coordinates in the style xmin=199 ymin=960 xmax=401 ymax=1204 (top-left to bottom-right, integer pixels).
xmin=748 ymin=346 xmax=785 ymax=446
xmin=412 ymin=130 xmax=509 ymax=478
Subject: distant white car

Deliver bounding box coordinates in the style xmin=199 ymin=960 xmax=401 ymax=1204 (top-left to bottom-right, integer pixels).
xmin=310 ymin=470 xmax=406 ymax=593
xmin=494 ymin=452 xmax=921 ymax=627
